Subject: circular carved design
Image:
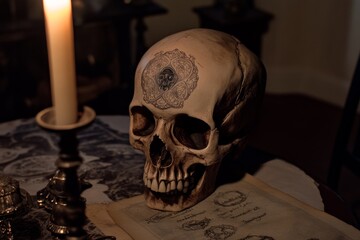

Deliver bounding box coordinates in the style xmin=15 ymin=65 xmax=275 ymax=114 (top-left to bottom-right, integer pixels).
xmin=213 ymin=191 xmax=247 ymax=207
xmin=141 ymin=49 xmax=199 ymax=109
xmin=204 ymin=224 xmax=236 ymax=240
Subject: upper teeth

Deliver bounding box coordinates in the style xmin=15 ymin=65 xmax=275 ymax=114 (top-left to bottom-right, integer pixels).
xmin=145 ymin=177 xmax=191 ymax=194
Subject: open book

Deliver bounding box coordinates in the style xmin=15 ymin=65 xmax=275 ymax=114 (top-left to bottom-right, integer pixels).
xmin=87 ymin=174 xmax=360 ymax=239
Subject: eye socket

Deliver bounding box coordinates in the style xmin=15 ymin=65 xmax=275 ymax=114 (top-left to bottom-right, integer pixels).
xmin=131 ymin=106 xmax=155 ymax=136
xmin=173 ymin=115 xmax=211 ymax=150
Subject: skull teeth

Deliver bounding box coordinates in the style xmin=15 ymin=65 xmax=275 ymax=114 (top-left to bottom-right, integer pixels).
xmin=177 ymin=181 xmax=183 ymax=191
xmin=170 ymin=181 xmax=176 ymax=191
xmin=144 ymin=177 xmax=191 ymax=194
xmin=159 ymin=181 xmax=166 ymax=193
xmin=144 ymin=163 xmax=206 ymax=198
xmin=150 ymin=179 xmax=158 ymax=191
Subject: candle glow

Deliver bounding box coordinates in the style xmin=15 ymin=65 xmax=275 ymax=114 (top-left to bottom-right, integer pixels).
xmin=43 ymin=0 xmax=78 ymax=125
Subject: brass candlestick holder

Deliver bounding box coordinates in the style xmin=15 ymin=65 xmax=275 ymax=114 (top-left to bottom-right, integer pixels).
xmin=35 ymin=106 xmax=96 ymax=239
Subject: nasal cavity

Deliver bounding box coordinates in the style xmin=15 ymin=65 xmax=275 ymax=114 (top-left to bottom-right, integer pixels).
xmin=150 ymin=135 xmax=172 ymax=168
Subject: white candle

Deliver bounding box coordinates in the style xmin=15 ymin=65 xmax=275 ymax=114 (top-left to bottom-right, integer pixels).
xmin=43 ymin=0 xmax=78 ymax=125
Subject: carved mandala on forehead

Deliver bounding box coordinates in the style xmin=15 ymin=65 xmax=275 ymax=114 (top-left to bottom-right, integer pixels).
xmin=141 ymin=49 xmax=199 ymax=109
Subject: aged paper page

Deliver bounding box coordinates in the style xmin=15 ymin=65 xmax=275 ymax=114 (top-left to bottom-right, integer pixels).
xmin=107 ymin=174 xmax=360 ymax=240
xmin=86 ymin=203 xmax=133 ymax=239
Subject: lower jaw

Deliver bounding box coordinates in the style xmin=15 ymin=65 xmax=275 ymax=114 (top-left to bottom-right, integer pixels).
xmin=144 ymin=188 xmax=189 ymax=211
xmin=143 ymin=164 xmax=209 ymax=211
xmin=146 ymin=186 xmax=187 ymax=201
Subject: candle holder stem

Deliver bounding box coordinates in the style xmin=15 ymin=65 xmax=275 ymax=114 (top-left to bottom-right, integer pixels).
xmin=49 ymin=130 xmax=86 ymax=239
xmin=35 ymin=106 xmax=96 ymax=239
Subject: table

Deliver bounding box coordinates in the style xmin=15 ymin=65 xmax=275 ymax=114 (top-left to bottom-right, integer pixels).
xmin=0 ymin=115 xmax=324 ymax=238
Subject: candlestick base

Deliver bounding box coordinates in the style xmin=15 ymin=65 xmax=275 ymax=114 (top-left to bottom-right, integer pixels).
xmin=35 ymin=106 xmax=96 ymax=239
xmin=0 ymin=175 xmax=33 ymax=240
xmin=36 ymin=170 xmax=91 ymax=212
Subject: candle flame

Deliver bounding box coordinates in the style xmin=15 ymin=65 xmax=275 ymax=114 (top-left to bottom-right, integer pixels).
xmin=43 ymin=0 xmax=70 ymax=11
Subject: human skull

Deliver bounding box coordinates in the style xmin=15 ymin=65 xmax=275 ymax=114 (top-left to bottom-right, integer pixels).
xmin=129 ymin=28 xmax=266 ymax=211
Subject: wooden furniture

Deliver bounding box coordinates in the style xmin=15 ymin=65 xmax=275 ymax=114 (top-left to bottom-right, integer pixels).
xmin=327 ymin=55 xmax=360 ymax=190
xmin=326 ymin=55 xmax=360 ymax=227
xmin=87 ymin=2 xmax=168 ymax=84
xmin=77 ymin=2 xmax=168 ymax=115
xmin=0 ymin=19 xmax=44 ymax=122
xmin=193 ymin=6 xmax=273 ymax=57
xmin=0 ymin=2 xmax=168 ymax=121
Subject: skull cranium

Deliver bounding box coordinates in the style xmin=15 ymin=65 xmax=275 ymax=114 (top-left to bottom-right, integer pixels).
xmin=129 ymin=28 xmax=266 ymax=211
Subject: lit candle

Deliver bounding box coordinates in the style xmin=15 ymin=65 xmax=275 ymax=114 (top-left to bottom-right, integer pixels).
xmin=43 ymin=0 xmax=78 ymax=125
